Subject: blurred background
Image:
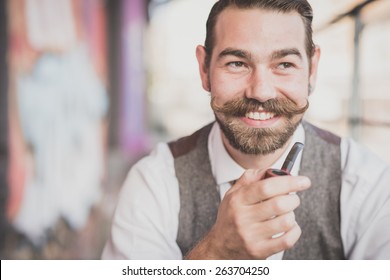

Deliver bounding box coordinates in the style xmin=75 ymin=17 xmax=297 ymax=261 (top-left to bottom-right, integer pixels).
xmin=0 ymin=0 xmax=389 ymax=259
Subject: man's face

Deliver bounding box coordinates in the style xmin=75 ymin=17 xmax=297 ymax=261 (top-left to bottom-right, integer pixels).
xmin=197 ymin=7 xmax=320 ymax=155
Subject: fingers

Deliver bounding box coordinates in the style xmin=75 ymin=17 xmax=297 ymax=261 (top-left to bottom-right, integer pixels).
xmin=230 ymin=169 xmax=265 ymax=192
xmin=246 ymin=193 xmax=300 ymax=222
xmin=243 ymin=221 xmax=302 ymax=259
xmin=240 ymin=212 xmax=297 ymax=241
xmin=265 ymin=223 xmax=302 ymax=255
xmin=215 ymin=169 xmax=310 ymax=259
xmin=235 ymin=171 xmax=311 ymax=205
xmin=259 ymin=211 xmax=297 ymax=238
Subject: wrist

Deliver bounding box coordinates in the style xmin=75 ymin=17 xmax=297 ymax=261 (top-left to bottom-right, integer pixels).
xmin=185 ymin=228 xmax=224 ymax=259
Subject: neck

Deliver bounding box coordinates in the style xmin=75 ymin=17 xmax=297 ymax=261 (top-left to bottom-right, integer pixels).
xmin=221 ymin=133 xmax=293 ymax=170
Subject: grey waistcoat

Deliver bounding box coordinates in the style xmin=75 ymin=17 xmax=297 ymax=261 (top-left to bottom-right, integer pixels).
xmin=168 ymin=121 xmax=345 ymax=259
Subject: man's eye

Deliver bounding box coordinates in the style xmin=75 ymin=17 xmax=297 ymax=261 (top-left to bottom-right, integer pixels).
xmin=227 ymin=61 xmax=245 ymax=68
xmin=277 ymin=62 xmax=294 ymax=69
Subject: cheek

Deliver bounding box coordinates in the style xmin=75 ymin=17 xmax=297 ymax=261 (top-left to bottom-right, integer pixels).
xmin=210 ymin=71 xmax=247 ymax=101
xmin=275 ymin=75 xmax=309 ymax=107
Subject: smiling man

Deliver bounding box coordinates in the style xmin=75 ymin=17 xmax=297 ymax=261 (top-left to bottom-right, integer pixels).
xmin=102 ymin=0 xmax=390 ymax=260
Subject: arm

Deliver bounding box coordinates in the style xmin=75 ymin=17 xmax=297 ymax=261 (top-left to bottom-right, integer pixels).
xmin=102 ymin=144 xmax=182 ymax=259
xmin=340 ymin=139 xmax=390 ymax=259
xmin=186 ymin=169 xmax=311 ymax=259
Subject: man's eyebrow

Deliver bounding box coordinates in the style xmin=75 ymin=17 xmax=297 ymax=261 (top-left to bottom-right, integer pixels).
xmin=218 ymin=48 xmax=252 ymax=60
xmin=271 ymin=48 xmax=303 ymax=60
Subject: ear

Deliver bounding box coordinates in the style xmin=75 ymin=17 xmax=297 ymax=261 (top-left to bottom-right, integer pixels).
xmin=308 ymin=45 xmax=321 ymax=94
xmin=196 ymin=45 xmax=211 ymax=92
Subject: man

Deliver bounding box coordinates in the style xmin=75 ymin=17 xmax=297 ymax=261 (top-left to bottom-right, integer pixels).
xmin=102 ymin=0 xmax=390 ymax=259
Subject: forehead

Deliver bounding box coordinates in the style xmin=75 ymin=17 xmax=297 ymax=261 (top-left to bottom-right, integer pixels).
xmin=213 ymin=7 xmax=307 ymax=59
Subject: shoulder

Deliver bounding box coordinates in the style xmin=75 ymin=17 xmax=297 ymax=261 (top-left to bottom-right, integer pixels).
xmin=340 ymin=137 xmax=390 ymax=259
xmin=168 ymin=122 xmax=214 ymax=158
xmin=132 ymin=142 xmax=175 ymax=176
xmin=104 ymin=143 xmax=182 ymax=259
xmin=118 ymin=142 xmax=179 ymax=209
xmin=302 ymin=120 xmax=341 ymax=146
xmin=340 ymin=137 xmax=390 ymax=208
xmin=341 ymin=137 xmax=390 ymax=183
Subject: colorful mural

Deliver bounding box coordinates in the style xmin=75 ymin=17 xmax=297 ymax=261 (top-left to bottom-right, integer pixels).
xmin=6 ymin=0 xmax=108 ymax=250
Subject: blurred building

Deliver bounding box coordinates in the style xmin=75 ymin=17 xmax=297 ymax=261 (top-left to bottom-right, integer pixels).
xmin=4 ymin=0 xmax=111 ymax=259
xmin=310 ymin=0 xmax=390 ymax=159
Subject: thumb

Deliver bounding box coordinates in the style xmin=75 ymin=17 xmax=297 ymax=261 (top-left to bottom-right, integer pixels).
xmin=233 ymin=168 xmax=266 ymax=188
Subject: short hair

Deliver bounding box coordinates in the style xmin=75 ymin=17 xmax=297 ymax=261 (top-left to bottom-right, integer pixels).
xmin=204 ymin=0 xmax=315 ymax=67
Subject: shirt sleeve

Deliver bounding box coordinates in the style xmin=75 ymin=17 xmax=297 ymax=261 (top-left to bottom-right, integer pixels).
xmin=101 ymin=143 xmax=182 ymax=259
xmin=340 ymin=138 xmax=390 ymax=259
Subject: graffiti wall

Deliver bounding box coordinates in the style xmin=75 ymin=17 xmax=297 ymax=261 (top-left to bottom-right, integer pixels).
xmin=5 ymin=0 xmax=108 ymax=257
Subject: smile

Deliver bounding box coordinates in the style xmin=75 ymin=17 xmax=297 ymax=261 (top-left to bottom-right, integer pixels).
xmin=245 ymin=111 xmax=275 ymax=121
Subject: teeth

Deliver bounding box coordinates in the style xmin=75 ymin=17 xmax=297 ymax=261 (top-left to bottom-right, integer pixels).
xmin=246 ymin=111 xmax=275 ymax=121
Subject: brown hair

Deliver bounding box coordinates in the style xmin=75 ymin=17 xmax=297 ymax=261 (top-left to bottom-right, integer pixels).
xmin=204 ymin=0 xmax=315 ymax=67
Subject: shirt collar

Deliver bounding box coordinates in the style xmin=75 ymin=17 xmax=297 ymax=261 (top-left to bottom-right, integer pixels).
xmin=208 ymin=122 xmax=305 ymax=185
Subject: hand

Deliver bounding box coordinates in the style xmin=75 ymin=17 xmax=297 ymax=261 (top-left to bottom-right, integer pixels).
xmin=186 ymin=169 xmax=311 ymax=259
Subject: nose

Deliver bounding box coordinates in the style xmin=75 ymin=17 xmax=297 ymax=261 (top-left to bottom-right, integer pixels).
xmin=245 ymin=67 xmax=277 ymax=102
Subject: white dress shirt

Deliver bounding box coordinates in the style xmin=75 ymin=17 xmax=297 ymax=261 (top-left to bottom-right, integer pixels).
xmin=102 ymin=122 xmax=390 ymax=259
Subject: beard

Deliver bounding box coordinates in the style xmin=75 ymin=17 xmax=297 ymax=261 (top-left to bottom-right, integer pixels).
xmin=211 ymin=97 xmax=309 ymax=155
